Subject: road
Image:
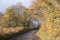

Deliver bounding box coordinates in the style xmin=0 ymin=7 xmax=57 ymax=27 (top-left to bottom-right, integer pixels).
xmin=9 ymin=30 xmax=40 ymax=40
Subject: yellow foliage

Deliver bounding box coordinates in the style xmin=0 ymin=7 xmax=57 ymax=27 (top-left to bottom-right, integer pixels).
xmin=31 ymin=0 xmax=60 ymax=40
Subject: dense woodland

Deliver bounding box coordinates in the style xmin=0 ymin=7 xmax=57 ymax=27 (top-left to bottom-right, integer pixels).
xmin=0 ymin=0 xmax=60 ymax=40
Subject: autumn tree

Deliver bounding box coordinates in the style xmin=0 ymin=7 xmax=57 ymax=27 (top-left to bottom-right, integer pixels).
xmin=0 ymin=7 xmax=17 ymax=27
xmin=0 ymin=3 xmax=31 ymax=28
xmin=30 ymin=0 xmax=60 ymax=40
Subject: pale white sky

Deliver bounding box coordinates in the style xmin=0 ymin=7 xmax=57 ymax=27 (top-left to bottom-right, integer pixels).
xmin=0 ymin=0 xmax=32 ymax=13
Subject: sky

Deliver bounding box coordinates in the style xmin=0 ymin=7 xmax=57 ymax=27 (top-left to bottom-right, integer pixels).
xmin=0 ymin=0 xmax=32 ymax=13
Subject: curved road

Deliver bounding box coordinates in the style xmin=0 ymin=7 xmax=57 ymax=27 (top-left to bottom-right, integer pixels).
xmin=9 ymin=30 xmax=40 ymax=40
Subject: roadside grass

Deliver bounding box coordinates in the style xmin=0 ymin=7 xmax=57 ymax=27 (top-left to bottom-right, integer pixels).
xmin=0 ymin=27 xmax=24 ymax=40
xmin=0 ymin=27 xmax=38 ymax=40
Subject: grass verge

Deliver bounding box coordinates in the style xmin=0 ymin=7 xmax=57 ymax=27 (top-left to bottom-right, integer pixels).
xmin=0 ymin=27 xmax=39 ymax=40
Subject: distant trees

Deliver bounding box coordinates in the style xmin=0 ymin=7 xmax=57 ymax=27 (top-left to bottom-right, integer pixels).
xmin=20 ymin=9 xmax=31 ymax=27
xmin=0 ymin=12 xmax=3 ymax=19
xmin=0 ymin=12 xmax=4 ymax=26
